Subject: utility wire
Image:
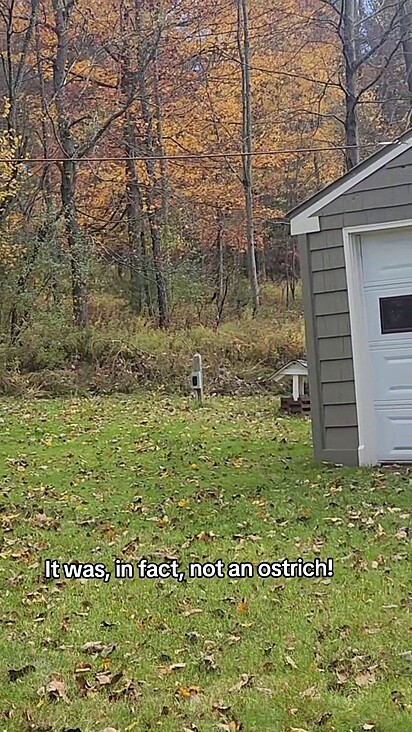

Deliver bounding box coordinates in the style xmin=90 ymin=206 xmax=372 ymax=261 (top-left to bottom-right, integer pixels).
xmin=0 ymin=142 xmax=395 ymax=164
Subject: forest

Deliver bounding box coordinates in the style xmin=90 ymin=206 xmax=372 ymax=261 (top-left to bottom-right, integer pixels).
xmin=1 ymin=0 xmax=412 ymax=393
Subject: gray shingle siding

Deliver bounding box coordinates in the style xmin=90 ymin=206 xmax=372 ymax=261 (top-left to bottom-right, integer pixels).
xmin=299 ymin=143 xmax=412 ymax=465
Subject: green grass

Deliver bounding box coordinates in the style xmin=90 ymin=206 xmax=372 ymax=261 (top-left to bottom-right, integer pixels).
xmin=0 ymin=395 xmax=411 ymax=732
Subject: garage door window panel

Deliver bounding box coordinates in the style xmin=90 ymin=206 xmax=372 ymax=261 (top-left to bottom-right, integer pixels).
xmin=380 ymin=294 xmax=412 ymax=335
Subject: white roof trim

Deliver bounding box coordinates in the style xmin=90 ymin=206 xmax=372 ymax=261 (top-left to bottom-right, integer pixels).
xmin=290 ymin=136 xmax=412 ymax=236
xmin=273 ymin=360 xmax=308 ymax=380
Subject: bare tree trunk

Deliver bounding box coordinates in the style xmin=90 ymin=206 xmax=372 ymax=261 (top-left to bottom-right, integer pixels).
xmin=52 ymin=0 xmax=88 ymax=327
xmin=140 ymin=227 xmax=154 ymax=317
xmin=259 ymin=239 xmax=267 ymax=281
xmin=135 ymin=0 xmax=169 ymax=329
xmin=342 ymin=0 xmax=359 ymax=170
xmin=216 ymin=208 xmax=225 ymax=303
xmin=153 ymin=51 xmax=169 ymax=230
xmin=237 ymin=0 xmax=260 ymax=314
xmin=123 ymin=107 xmax=144 ymax=314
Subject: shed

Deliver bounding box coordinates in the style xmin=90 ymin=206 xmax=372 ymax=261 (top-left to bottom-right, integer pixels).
xmin=288 ymin=129 xmax=412 ymax=467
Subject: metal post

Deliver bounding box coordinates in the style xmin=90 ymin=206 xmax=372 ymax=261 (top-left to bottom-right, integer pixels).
xmin=191 ymin=353 xmax=204 ymax=404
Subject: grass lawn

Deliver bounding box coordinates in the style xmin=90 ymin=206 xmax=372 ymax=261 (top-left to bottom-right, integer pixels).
xmin=0 ymin=395 xmax=411 ymax=732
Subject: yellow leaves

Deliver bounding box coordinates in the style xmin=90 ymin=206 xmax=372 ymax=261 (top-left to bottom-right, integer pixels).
xmin=156 ymin=515 xmax=170 ymax=528
xmin=176 ymin=684 xmax=200 ymax=698
xmin=157 ymin=662 xmax=186 ymax=677
xmin=236 ymin=597 xmax=249 ymax=614
xmin=1 ymin=98 xmax=11 ymax=119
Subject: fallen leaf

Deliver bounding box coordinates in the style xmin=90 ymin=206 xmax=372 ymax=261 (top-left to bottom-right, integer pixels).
xmin=391 ymin=690 xmax=406 ymax=708
xmin=236 ymin=598 xmax=249 ymax=614
xmin=182 ymin=608 xmax=203 ymax=617
xmin=300 ymin=686 xmax=319 ymax=699
xmin=212 ymin=701 xmax=231 ymax=715
xmin=96 ymin=670 xmax=123 ymax=687
xmin=38 ymin=675 xmax=69 ymax=703
xmin=108 ymin=679 xmax=141 ymax=703
xmin=335 ymin=670 xmax=348 ymax=685
xmin=81 ymin=641 xmax=116 ymax=657
xmin=177 ymin=685 xmax=200 ymax=698
xmin=316 ymin=712 xmax=332 ymax=726
xmin=158 ymin=662 xmax=186 ymax=677
xmin=355 ymin=669 xmax=376 ymax=687
xmin=229 ymin=674 xmax=253 ymax=692
xmin=285 ymin=655 xmax=298 ymax=670
xmin=217 ymin=721 xmax=242 ymax=732
xmin=74 ymin=662 xmax=92 ymax=674
xmin=8 ymin=664 xmax=35 ymax=682
xmin=75 ymin=674 xmax=94 ymax=697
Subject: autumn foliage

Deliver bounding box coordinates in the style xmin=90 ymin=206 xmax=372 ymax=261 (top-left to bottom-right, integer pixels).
xmin=0 ymin=0 xmax=411 ymax=346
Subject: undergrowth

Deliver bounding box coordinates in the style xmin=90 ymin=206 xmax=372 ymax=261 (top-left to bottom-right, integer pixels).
xmin=0 ymin=285 xmax=305 ymax=396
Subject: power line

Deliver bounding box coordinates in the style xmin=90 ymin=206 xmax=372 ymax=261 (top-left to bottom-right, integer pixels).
xmin=0 ymin=142 xmax=393 ymax=165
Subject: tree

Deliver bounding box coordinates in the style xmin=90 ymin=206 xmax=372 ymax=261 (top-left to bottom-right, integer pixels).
xmin=237 ymin=0 xmax=260 ymax=313
xmin=321 ymin=0 xmax=411 ymax=169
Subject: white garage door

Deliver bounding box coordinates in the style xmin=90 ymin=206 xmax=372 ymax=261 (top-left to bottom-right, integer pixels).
xmin=361 ymin=228 xmax=412 ymax=462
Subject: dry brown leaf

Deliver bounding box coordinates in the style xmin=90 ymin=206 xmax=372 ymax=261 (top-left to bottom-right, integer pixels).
xmin=285 ymin=655 xmax=298 ymax=670
xmin=74 ymin=662 xmax=92 ymax=674
xmin=229 ymin=674 xmax=253 ymax=692
xmin=182 ymin=608 xmax=203 ymax=617
xmin=96 ymin=670 xmax=123 ymax=687
xmin=236 ymin=598 xmax=249 ymax=614
xmin=108 ymin=679 xmax=141 ymax=703
xmin=335 ymin=670 xmax=348 ymax=685
xmin=38 ymin=674 xmax=69 ymax=703
xmin=81 ymin=641 xmax=116 ymax=656
xmin=177 ymin=685 xmax=200 ymax=698
xmin=158 ymin=662 xmax=186 ymax=677
xmin=355 ymin=669 xmax=376 ymax=687
xmin=212 ymin=701 xmax=231 ymax=715
xmin=300 ymin=686 xmax=319 ymax=699
xmin=217 ymin=721 xmax=242 ymax=732
xmin=8 ymin=664 xmax=35 ymax=682
xmin=75 ymin=674 xmax=95 ymax=697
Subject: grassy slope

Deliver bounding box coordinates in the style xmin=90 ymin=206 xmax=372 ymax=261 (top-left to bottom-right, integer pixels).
xmin=0 ymin=396 xmax=410 ymax=732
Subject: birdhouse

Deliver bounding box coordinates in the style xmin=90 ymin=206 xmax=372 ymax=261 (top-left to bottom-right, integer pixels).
xmin=273 ymin=360 xmax=310 ymax=414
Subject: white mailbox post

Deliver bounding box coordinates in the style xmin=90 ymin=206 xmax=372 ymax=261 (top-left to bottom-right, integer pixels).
xmin=191 ymin=353 xmax=204 ymax=404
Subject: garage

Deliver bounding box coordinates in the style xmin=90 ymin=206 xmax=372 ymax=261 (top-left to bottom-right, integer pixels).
xmin=288 ymin=128 xmax=412 ymax=467
xmin=362 ymin=228 xmax=412 ymax=463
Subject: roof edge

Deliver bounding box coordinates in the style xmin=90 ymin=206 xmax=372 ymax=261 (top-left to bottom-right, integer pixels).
xmin=287 ymin=128 xmax=412 ymax=235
